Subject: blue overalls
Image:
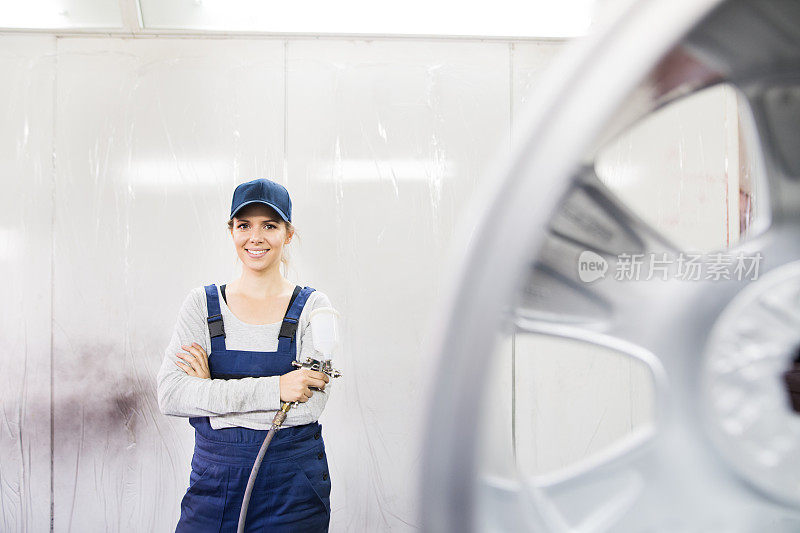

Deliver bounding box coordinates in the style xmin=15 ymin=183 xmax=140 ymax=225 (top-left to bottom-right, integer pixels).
xmin=176 ymin=284 xmax=331 ymax=533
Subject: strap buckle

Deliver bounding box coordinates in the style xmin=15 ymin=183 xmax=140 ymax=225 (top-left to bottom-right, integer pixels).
xmin=207 ymin=313 xmax=225 ymax=338
xmin=279 ymin=317 xmax=298 ymax=339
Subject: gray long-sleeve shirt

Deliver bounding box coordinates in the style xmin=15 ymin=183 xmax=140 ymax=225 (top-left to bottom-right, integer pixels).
xmin=157 ymin=284 xmax=332 ymax=430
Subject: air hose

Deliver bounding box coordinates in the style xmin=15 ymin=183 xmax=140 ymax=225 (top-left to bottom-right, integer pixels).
xmin=237 ymin=401 xmax=294 ymax=533
xmin=237 ymin=357 xmax=341 ymax=533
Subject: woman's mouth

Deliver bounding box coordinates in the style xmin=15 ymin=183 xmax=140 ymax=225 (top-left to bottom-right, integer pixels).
xmin=246 ymin=249 xmax=269 ymax=258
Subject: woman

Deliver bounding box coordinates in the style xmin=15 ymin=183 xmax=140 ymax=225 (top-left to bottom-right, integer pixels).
xmin=157 ymin=178 xmax=334 ymax=532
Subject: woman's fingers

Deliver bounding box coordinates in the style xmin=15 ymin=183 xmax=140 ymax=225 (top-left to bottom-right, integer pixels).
xmin=180 ymin=344 xmax=210 ymax=374
xmin=176 ymin=352 xmax=195 ymax=368
xmin=181 ymin=344 xmax=203 ymax=362
xmin=301 ymin=370 xmax=327 ymax=389
xmin=306 ymin=376 xmax=327 ymax=390
xmin=176 ymin=344 xmax=210 ymax=378
xmin=304 ymin=369 xmax=329 ymax=383
xmin=176 ymin=352 xmax=199 ymax=372
xmin=175 ymin=360 xmax=194 ymax=376
xmin=189 ymin=343 xmax=209 ymax=371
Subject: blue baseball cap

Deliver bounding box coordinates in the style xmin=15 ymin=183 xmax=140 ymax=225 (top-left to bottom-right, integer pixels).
xmin=230 ymin=178 xmax=292 ymax=222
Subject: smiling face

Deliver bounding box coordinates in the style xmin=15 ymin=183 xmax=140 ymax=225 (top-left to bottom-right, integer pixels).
xmin=229 ymin=203 xmax=293 ymax=273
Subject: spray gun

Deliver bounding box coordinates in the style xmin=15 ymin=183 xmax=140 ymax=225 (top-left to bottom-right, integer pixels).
xmin=237 ymin=307 xmax=342 ymax=533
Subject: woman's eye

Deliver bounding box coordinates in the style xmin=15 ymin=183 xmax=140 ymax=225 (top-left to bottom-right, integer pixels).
xmin=238 ymin=224 xmax=248 ymax=229
xmin=265 ymin=224 xmax=275 ymax=229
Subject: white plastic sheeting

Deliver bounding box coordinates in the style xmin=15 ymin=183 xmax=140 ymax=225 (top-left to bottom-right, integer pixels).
xmin=1 ymin=35 xmax=55 ymax=533
xmin=0 ymin=34 xmax=566 ymax=531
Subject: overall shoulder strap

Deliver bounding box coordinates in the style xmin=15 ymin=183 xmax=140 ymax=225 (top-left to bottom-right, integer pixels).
xmin=204 ymin=284 xmax=226 ymax=352
xmin=286 ymin=285 xmax=301 ymax=313
xmin=278 ymin=286 xmax=316 ymax=342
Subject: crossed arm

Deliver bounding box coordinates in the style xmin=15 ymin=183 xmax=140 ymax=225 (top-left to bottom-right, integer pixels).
xmin=173 ymin=341 xmax=327 ymax=404
xmin=156 ymin=288 xmax=333 ymax=427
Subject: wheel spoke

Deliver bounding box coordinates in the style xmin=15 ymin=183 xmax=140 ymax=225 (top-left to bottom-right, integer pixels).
xmin=524 ymin=420 xmax=784 ymax=533
xmin=515 ymin=166 xmax=681 ymax=345
xmin=529 ymin=426 xmax=654 ymax=533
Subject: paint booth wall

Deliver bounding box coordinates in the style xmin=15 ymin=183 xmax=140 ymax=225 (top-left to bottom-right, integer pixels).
xmin=0 ymin=34 xmax=742 ymax=531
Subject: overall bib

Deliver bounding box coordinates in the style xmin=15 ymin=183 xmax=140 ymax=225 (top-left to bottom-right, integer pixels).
xmin=176 ymin=284 xmax=331 ymax=533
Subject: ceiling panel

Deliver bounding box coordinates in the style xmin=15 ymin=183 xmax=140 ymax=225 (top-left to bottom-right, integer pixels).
xmin=139 ymin=0 xmax=595 ymax=38
xmin=0 ymin=0 xmax=123 ymax=29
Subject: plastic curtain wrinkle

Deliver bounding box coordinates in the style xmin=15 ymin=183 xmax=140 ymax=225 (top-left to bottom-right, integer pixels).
xmin=0 ymin=34 xmax=57 ymax=533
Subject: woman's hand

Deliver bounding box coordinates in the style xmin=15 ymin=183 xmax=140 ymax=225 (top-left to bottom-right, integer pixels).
xmin=279 ymin=369 xmax=329 ymax=403
xmin=175 ymin=342 xmax=210 ymax=379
